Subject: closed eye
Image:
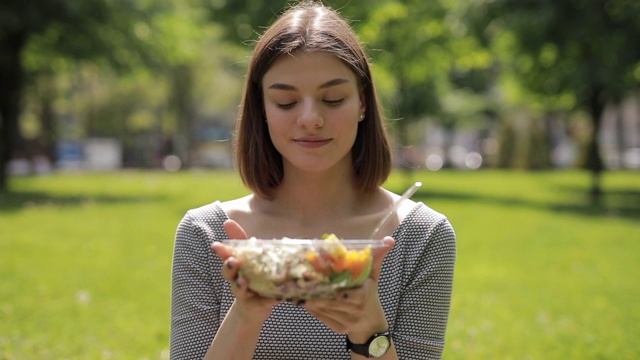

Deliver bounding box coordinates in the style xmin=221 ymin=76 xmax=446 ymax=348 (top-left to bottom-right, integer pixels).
xmin=276 ymin=101 xmax=297 ymax=109
xmin=324 ymin=98 xmax=344 ymax=106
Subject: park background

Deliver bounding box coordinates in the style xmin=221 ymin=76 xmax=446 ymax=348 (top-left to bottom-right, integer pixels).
xmin=1 ymin=0 xmax=639 ymax=359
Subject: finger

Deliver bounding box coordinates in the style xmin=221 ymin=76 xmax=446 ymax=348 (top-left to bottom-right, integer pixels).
xmin=224 ymin=219 xmax=248 ymax=239
xmin=370 ymin=236 xmax=395 ymax=281
xmin=228 ymin=270 xmax=255 ymax=298
xmin=231 ymin=277 xmax=256 ymax=299
xmin=305 ymin=293 xmax=365 ymax=319
xmin=211 ymin=241 xmax=234 ymax=260
xmin=304 ymin=306 xmax=353 ymax=334
xmin=236 ymin=278 xmax=284 ymax=307
xmin=220 ymin=257 xmax=241 ymax=282
xmin=336 ymin=279 xmax=373 ymax=305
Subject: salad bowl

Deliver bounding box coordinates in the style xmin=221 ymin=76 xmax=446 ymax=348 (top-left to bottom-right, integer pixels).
xmin=223 ymin=235 xmax=385 ymax=299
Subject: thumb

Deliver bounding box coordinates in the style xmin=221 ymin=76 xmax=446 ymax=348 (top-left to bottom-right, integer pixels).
xmin=211 ymin=241 xmax=234 ymax=260
xmin=369 ymin=236 xmax=395 ymax=281
xmin=210 ymin=219 xmax=249 ymax=260
xmin=223 ymin=219 xmax=248 ymax=239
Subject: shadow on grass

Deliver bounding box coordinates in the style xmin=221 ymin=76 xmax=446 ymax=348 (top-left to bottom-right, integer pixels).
xmin=411 ymin=188 xmax=640 ymax=221
xmin=549 ymin=185 xmax=640 ymax=219
xmin=0 ymin=190 xmax=162 ymax=213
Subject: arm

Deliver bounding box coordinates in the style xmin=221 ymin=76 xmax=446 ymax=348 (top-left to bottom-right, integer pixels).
xmin=204 ymin=220 xmax=282 ymax=359
xmin=203 ymin=301 xmax=266 ymax=360
xmin=171 ymin=215 xmax=278 ymax=360
xmin=393 ymin=218 xmax=457 ymax=360
xmin=170 ymin=213 xmax=221 ymax=360
xmin=303 ymin=237 xmax=400 ymax=359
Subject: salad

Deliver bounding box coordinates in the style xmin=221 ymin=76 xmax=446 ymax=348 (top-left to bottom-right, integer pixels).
xmin=224 ymin=234 xmax=376 ymax=299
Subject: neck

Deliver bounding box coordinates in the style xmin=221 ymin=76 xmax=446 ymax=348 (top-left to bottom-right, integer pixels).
xmin=245 ymin=166 xmax=394 ymax=239
xmin=258 ymin=165 xmax=368 ymax=221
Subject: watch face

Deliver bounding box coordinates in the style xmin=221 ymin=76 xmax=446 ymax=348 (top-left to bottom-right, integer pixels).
xmin=368 ymin=335 xmax=390 ymax=357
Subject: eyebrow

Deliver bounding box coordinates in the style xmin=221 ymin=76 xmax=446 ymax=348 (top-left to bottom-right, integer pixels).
xmin=267 ymin=78 xmax=350 ymax=91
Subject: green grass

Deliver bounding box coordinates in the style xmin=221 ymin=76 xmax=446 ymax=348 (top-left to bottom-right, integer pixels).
xmin=1 ymin=170 xmax=638 ymax=359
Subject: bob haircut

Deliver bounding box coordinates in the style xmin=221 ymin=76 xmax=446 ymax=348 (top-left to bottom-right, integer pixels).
xmin=235 ymin=0 xmax=392 ymax=200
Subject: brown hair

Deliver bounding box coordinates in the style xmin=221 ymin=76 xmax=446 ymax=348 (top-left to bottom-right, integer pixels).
xmin=235 ymin=1 xmax=392 ymax=199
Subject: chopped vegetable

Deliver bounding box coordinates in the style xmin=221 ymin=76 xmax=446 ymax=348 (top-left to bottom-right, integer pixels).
xmin=231 ymin=235 xmax=374 ymax=299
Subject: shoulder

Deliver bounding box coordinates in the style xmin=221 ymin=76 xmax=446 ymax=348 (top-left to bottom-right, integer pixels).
xmin=177 ymin=201 xmax=230 ymax=241
xmin=183 ymin=201 xmax=227 ymax=223
xmin=378 ymin=187 xmax=418 ymax=225
xmin=389 ymin=203 xmax=456 ymax=276
xmin=395 ymin=202 xmax=456 ymax=248
xmin=219 ymin=195 xmax=253 ymax=218
xmin=405 ymin=203 xmax=450 ymax=227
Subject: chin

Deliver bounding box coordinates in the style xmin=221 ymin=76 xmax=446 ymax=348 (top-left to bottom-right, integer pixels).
xmin=284 ymin=153 xmax=352 ymax=174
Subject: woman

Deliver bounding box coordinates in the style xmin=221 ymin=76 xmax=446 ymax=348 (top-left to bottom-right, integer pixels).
xmin=170 ymin=1 xmax=456 ymax=359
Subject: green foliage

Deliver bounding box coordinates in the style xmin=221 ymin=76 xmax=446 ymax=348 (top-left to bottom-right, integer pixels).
xmin=1 ymin=170 xmax=639 ymax=358
xmin=201 ymin=0 xmax=381 ymax=44
xmin=18 ymin=0 xmax=170 ymax=74
xmin=473 ymin=0 xmax=640 ymax=104
xmin=466 ymin=0 xmax=640 ymax=193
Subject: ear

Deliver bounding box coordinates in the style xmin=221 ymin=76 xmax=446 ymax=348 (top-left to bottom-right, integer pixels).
xmin=359 ymin=90 xmax=366 ymax=121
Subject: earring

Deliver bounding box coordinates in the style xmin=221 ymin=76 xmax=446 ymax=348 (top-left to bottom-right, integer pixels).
xmin=360 ymin=114 xmax=365 ymax=120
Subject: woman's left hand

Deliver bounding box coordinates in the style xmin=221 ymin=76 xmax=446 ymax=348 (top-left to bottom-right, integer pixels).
xmin=211 ymin=220 xmax=283 ymax=323
xmin=301 ymin=236 xmax=395 ymax=335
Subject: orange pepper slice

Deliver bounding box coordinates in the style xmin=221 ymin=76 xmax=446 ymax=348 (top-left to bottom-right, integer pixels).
xmin=332 ymin=247 xmax=371 ymax=280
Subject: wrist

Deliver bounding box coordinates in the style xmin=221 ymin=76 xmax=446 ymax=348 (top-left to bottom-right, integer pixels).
xmin=348 ymin=301 xmax=388 ymax=343
xmin=347 ymin=328 xmax=387 ymax=344
xmin=229 ymin=301 xmax=269 ymax=327
xmin=347 ymin=320 xmax=389 ymax=344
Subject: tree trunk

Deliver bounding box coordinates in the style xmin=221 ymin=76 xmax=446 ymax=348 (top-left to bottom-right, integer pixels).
xmin=526 ymin=114 xmax=551 ymax=170
xmin=0 ymin=31 xmax=27 ymax=192
xmin=39 ymin=77 xmax=57 ymax=164
xmin=171 ymin=65 xmax=195 ymax=168
xmin=397 ymin=119 xmax=415 ymax=187
xmin=585 ymin=87 xmax=606 ymax=206
xmin=496 ymin=113 xmax=516 ymax=168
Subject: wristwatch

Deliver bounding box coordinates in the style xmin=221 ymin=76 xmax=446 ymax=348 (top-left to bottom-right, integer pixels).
xmin=346 ymin=331 xmax=391 ymax=358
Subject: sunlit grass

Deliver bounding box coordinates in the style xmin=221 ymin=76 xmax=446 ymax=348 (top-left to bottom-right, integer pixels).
xmin=1 ymin=169 xmax=638 ymax=359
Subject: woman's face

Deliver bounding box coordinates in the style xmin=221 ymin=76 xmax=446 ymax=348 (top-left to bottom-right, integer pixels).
xmin=262 ymin=51 xmax=365 ymax=174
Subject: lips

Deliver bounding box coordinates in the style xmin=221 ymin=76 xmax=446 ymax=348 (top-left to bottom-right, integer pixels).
xmin=293 ymin=137 xmax=332 ymax=148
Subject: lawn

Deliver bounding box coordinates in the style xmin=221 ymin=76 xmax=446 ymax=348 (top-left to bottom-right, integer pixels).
xmin=0 ymin=169 xmax=638 ymax=359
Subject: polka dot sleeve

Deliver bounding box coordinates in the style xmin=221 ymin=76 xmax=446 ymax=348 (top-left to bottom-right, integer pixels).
xmin=170 ymin=205 xmax=229 ymax=360
xmin=385 ymin=213 xmax=457 ymax=360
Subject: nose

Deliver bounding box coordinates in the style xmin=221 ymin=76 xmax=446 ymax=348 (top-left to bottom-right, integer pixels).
xmin=297 ymin=101 xmax=324 ymax=129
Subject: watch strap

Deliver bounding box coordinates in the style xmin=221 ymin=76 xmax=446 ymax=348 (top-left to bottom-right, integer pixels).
xmin=346 ymin=331 xmax=391 ymax=358
xmin=346 ymin=339 xmax=371 ymax=357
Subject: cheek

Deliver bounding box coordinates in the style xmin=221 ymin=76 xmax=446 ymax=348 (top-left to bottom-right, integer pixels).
xmin=264 ymin=113 xmax=289 ymax=148
xmin=334 ymin=108 xmax=361 ymax=130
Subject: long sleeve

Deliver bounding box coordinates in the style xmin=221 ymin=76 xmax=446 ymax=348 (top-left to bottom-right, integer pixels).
xmin=380 ymin=204 xmax=457 ymax=360
xmin=170 ymin=206 xmax=228 ymax=360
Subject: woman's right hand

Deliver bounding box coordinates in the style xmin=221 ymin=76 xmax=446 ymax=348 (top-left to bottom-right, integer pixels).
xmin=211 ymin=219 xmax=282 ymax=323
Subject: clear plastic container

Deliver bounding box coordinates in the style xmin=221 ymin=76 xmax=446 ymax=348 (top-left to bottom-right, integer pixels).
xmin=222 ymin=238 xmax=386 ymax=299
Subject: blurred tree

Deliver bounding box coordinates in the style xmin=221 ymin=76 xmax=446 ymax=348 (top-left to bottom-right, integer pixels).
xmin=469 ymin=0 xmax=640 ymax=204
xmin=202 ymin=0 xmax=383 ymax=44
xmin=0 ymin=0 xmax=167 ymax=191
xmin=352 ymin=0 xmax=495 ymax=173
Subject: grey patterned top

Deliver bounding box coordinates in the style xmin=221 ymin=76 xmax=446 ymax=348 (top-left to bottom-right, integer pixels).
xmin=170 ymin=201 xmax=456 ymax=360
